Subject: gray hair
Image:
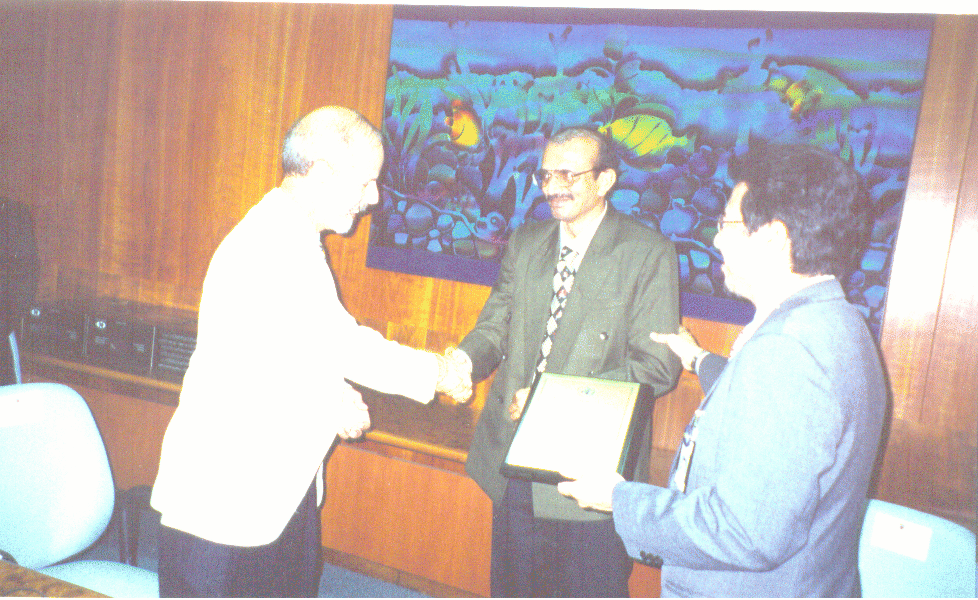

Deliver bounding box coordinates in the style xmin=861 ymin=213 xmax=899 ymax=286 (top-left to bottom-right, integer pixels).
xmin=281 ymin=106 xmax=381 ymax=177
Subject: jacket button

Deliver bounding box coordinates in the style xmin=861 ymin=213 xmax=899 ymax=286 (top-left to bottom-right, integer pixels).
xmin=599 ymin=332 xmax=608 ymax=340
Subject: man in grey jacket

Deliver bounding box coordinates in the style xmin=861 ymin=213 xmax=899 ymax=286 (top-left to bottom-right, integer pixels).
xmin=456 ymin=126 xmax=681 ymax=596
xmin=559 ymin=143 xmax=887 ymax=597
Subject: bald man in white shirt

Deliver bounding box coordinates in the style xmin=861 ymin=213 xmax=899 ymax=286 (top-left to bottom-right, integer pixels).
xmin=151 ymin=106 xmax=470 ymax=597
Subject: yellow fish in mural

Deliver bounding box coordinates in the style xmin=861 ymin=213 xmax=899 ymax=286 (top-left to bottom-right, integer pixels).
xmin=445 ymin=99 xmax=480 ymax=148
xmin=599 ymin=115 xmax=694 ymax=160
xmin=767 ymin=75 xmax=822 ymax=119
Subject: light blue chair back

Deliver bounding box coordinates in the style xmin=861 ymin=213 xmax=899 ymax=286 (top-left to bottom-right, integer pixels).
xmin=859 ymin=498 xmax=976 ymax=597
xmin=0 ymin=382 xmax=158 ymax=597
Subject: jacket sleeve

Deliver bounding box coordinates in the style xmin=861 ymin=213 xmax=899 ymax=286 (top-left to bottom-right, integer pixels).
xmin=338 ymin=316 xmax=439 ymax=404
xmin=697 ymin=353 xmax=728 ymax=392
xmin=610 ymin=332 xmax=842 ymax=572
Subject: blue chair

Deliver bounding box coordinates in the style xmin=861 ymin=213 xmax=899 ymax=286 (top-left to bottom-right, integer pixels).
xmin=859 ymin=498 xmax=976 ymax=597
xmin=0 ymin=382 xmax=159 ymax=597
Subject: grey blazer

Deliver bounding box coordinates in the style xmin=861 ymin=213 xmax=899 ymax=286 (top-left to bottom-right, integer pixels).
xmin=612 ymin=279 xmax=887 ymax=597
xmin=459 ymin=207 xmax=681 ymax=522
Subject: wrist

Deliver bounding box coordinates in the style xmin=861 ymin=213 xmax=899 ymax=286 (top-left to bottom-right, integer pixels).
xmin=690 ymin=350 xmax=709 ymax=373
xmin=447 ymin=347 xmax=472 ymax=372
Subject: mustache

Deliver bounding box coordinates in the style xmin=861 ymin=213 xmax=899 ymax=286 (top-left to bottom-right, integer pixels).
xmin=546 ymin=193 xmax=573 ymax=202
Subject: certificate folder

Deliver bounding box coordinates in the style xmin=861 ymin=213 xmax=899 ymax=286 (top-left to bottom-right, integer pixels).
xmin=500 ymin=373 xmax=649 ymax=486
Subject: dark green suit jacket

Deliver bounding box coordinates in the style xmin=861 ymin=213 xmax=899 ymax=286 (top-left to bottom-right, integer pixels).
xmin=459 ymin=207 xmax=682 ymax=521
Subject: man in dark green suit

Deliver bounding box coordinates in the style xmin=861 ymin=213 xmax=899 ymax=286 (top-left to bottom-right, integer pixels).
xmin=455 ymin=126 xmax=682 ymax=596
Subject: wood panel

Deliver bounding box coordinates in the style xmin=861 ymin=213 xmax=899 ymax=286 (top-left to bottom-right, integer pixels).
xmin=874 ymin=15 xmax=978 ymax=526
xmin=322 ymin=442 xmax=494 ymax=596
xmin=322 ymin=441 xmax=663 ymax=597
xmin=0 ymin=1 xmax=394 ymax=311
xmin=879 ymin=16 xmax=978 ymax=423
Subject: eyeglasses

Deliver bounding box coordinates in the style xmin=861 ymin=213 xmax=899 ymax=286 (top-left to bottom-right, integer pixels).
xmin=532 ymin=168 xmax=600 ymax=187
xmin=716 ymin=219 xmax=744 ymax=232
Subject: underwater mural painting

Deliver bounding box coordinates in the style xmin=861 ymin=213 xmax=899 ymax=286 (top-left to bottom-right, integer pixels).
xmin=367 ymin=7 xmax=933 ymax=335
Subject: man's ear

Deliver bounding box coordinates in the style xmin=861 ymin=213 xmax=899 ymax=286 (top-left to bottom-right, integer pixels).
xmin=307 ymin=159 xmax=334 ymax=179
xmin=596 ymin=168 xmax=617 ymax=197
xmin=760 ymin=220 xmax=792 ymax=254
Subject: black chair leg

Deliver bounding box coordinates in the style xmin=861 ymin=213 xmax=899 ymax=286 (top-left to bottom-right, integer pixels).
xmin=116 ymin=485 xmax=152 ymax=566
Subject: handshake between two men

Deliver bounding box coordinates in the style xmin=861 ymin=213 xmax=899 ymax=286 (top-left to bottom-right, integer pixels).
xmin=335 ymin=346 xmax=475 ymax=441
xmin=335 ymin=328 xmax=700 ymax=441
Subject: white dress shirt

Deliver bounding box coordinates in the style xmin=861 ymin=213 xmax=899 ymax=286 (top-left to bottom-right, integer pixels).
xmin=151 ymin=188 xmax=437 ymax=547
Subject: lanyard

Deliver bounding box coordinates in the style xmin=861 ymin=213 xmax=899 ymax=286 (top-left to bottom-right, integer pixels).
xmin=672 ymin=406 xmax=706 ymax=493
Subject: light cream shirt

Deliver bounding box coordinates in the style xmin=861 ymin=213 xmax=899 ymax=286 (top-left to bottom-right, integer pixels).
xmin=151 ymin=188 xmax=437 ymax=547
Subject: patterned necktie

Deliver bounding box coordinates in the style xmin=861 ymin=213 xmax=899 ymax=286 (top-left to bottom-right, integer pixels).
xmin=536 ymin=246 xmax=578 ymax=373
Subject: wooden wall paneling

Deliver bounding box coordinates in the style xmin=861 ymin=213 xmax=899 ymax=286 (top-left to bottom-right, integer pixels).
xmin=102 ymin=1 xmax=295 ymax=308
xmin=291 ymin=3 xmax=394 ymax=126
xmin=34 ymin=3 xmax=118 ymax=304
xmin=927 ymin=54 xmax=978 ymax=425
xmin=650 ymin=372 xmax=702 ymax=452
xmin=931 ymin=77 xmax=978 ymax=432
xmin=629 ymin=563 xmax=662 ymax=599
xmin=878 ymin=16 xmax=978 ymax=422
xmin=914 ymin=61 xmax=978 ymax=525
xmin=875 ymin=15 xmax=978 ymax=528
xmin=103 ymin=2 xmax=185 ymax=304
xmin=0 ymin=6 xmax=45 ymax=201
xmin=10 ymin=2 xmax=400 ymax=312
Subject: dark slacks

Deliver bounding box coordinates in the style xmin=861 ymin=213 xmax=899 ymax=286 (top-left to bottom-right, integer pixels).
xmin=158 ymin=480 xmax=321 ymax=598
xmin=491 ymin=478 xmax=631 ymax=597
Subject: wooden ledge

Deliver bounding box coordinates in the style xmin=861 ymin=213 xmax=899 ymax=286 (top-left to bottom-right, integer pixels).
xmin=22 ymin=353 xmax=181 ymax=406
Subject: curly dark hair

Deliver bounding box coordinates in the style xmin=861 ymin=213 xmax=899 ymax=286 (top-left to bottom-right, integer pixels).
xmin=734 ymin=143 xmax=872 ymax=279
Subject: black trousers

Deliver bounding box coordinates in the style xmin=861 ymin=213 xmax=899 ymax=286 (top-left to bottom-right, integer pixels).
xmin=158 ymin=481 xmax=321 ymax=597
xmin=491 ymin=478 xmax=631 ymax=597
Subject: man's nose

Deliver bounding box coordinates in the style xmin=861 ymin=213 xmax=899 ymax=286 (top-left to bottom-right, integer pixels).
xmin=713 ymin=227 xmax=731 ymax=253
xmin=541 ymin=176 xmax=566 ymax=196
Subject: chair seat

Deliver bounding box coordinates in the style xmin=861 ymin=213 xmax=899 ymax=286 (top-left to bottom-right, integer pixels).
xmin=40 ymin=560 xmax=159 ymax=598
